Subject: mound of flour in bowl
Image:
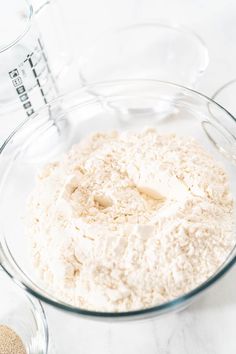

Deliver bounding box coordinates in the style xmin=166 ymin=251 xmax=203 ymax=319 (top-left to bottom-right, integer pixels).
xmin=26 ymin=128 xmax=234 ymax=311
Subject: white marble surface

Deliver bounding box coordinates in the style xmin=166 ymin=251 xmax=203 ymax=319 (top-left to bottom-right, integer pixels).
xmin=45 ymin=1 xmax=236 ymax=353
xmin=45 ymin=266 xmax=236 ymax=354
xmin=1 ymin=0 xmax=236 ymax=353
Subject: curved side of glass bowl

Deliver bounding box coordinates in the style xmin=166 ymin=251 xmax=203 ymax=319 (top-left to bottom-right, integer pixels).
xmin=78 ymin=21 xmax=209 ymax=88
xmin=0 ymin=80 xmax=236 ymax=321
xmin=27 ymin=294 xmax=49 ymax=353
xmin=0 ymin=267 xmax=49 ymax=353
xmin=212 ymin=78 xmax=236 ymax=117
xmin=1 ymin=235 xmax=236 ymax=321
xmin=0 ymin=1 xmax=33 ymax=54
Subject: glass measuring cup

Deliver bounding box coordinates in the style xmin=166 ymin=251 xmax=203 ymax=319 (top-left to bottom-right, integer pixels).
xmin=0 ymin=0 xmax=70 ymax=116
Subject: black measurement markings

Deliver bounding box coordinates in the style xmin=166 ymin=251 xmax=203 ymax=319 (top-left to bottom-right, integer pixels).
xmin=24 ymin=38 xmax=58 ymax=104
xmin=9 ymin=62 xmax=35 ymax=116
xmin=16 ymin=86 xmax=25 ymax=95
xmin=38 ymin=38 xmax=59 ymax=96
xmin=27 ymin=53 xmax=48 ymax=105
xmin=9 ymin=69 xmax=19 ymax=79
xmin=9 ymin=39 xmax=58 ymax=116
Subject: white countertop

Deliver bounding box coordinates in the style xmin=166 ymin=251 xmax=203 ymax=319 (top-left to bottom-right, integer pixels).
xmin=2 ymin=0 xmax=236 ymax=353
xmin=46 ymin=266 xmax=236 ymax=354
xmin=48 ymin=1 xmax=236 ymax=353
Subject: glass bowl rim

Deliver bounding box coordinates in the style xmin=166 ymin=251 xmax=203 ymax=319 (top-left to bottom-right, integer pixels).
xmin=212 ymin=78 xmax=236 ymax=102
xmin=0 ymin=79 xmax=236 ymax=320
xmin=78 ymin=20 xmax=209 ymax=86
xmin=0 ymin=268 xmax=49 ymax=352
xmin=0 ymin=0 xmax=33 ymax=54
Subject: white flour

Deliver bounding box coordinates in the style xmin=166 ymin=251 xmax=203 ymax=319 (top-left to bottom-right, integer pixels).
xmin=26 ymin=128 xmax=234 ymax=311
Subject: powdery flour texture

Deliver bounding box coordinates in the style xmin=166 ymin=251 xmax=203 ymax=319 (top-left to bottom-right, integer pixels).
xmin=26 ymin=128 xmax=234 ymax=311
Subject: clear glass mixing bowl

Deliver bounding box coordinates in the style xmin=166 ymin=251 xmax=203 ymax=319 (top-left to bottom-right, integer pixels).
xmin=0 ymin=269 xmax=48 ymax=353
xmin=78 ymin=22 xmax=209 ymax=88
xmin=212 ymin=79 xmax=236 ymax=116
xmin=0 ymin=80 xmax=235 ymax=321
